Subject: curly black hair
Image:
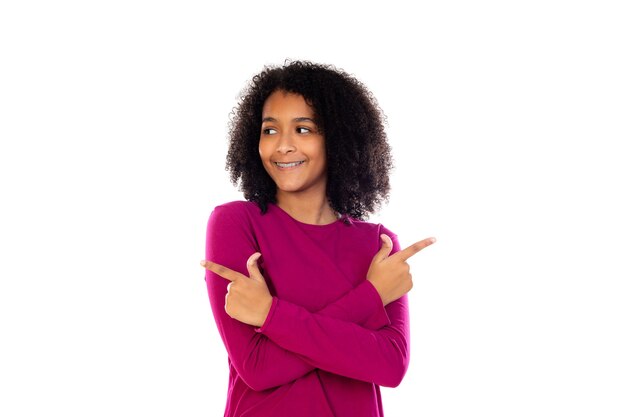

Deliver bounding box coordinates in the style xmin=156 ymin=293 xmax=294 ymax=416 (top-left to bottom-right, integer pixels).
xmin=225 ymin=60 xmax=394 ymax=221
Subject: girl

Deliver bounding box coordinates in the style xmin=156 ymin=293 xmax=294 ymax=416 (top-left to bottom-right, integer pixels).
xmin=201 ymin=60 xmax=435 ymax=416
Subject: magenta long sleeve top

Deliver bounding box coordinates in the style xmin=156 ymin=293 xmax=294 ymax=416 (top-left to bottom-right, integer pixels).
xmin=204 ymin=200 xmax=410 ymax=417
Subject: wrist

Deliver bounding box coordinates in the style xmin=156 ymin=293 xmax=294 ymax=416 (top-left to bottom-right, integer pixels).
xmin=257 ymin=295 xmax=274 ymax=327
xmin=367 ymin=279 xmax=388 ymax=306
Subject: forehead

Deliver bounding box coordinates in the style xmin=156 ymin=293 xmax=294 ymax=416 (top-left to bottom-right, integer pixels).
xmin=261 ymin=90 xmax=315 ymax=118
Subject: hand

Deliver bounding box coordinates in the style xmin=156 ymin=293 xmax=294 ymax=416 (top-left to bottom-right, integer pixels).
xmin=366 ymin=235 xmax=436 ymax=306
xmin=201 ymin=253 xmax=274 ymax=327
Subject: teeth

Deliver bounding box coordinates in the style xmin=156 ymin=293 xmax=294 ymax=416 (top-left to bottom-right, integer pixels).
xmin=275 ymin=161 xmax=304 ymax=168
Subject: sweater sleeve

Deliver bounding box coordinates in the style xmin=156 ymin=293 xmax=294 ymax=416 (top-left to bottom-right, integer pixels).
xmin=314 ymin=279 xmax=391 ymax=329
xmin=205 ymin=206 xmax=312 ymax=391
xmin=204 ymin=205 xmax=394 ymax=391
xmin=254 ymin=231 xmax=410 ymax=388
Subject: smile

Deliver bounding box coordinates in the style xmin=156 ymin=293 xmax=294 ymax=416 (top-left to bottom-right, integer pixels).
xmin=274 ymin=161 xmax=305 ymax=169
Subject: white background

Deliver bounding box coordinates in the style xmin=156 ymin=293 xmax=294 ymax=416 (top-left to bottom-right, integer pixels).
xmin=1 ymin=1 xmax=625 ymax=416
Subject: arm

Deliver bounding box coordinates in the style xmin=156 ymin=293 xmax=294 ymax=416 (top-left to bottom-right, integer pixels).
xmin=314 ymin=279 xmax=391 ymax=329
xmin=205 ymin=206 xmax=394 ymax=390
xmin=205 ymin=206 xmax=313 ymax=391
xmin=255 ymin=233 xmax=410 ymax=388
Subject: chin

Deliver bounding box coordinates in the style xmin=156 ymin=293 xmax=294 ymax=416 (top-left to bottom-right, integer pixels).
xmin=276 ymin=179 xmax=310 ymax=191
xmin=277 ymin=185 xmax=304 ymax=193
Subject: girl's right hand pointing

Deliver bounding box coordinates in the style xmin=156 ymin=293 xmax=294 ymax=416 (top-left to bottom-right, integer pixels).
xmin=366 ymin=234 xmax=436 ymax=306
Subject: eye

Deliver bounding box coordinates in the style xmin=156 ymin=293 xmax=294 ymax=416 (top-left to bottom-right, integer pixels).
xmin=296 ymin=127 xmax=312 ymax=134
xmin=262 ymin=128 xmax=277 ymax=135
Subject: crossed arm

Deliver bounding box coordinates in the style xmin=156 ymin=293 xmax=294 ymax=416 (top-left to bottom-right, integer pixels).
xmin=204 ymin=206 xmax=409 ymax=391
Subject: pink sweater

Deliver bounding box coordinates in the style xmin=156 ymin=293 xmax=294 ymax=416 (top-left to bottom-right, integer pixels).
xmin=204 ymin=201 xmax=409 ymax=417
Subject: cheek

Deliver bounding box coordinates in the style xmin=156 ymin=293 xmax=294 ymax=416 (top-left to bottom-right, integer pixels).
xmin=258 ymin=142 xmax=274 ymax=171
xmin=258 ymin=141 xmax=269 ymax=160
xmin=315 ymin=139 xmax=327 ymax=163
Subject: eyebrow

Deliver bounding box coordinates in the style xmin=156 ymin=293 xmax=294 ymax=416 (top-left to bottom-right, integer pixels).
xmin=262 ymin=117 xmax=317 ymax=124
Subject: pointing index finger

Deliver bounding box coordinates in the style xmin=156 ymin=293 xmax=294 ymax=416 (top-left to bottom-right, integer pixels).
xmin=394 ymin=237 xmax=437 ymax=262
xmin=200 ymin=260 xmax=243 ymax=282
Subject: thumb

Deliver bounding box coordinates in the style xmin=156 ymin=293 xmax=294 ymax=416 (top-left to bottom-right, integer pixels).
xmin=246 ymin=252 xmax=264 ymax=281
xmin=373 ymin=234 xmax=393 ymax=263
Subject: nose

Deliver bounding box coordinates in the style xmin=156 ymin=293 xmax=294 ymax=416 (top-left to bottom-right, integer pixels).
xmin=276 ymin=131 xmax=296 ymax=154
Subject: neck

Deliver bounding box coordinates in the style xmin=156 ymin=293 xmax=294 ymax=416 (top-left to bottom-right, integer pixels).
xmin=275 ymin=189 xmax=339 ymax=226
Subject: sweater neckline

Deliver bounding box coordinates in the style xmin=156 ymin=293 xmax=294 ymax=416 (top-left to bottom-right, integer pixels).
xmin=270 ymin=202 xmax=349 ymax=229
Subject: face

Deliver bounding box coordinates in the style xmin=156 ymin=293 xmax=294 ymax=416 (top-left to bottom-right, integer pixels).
xmin=259 ymin=90 xmax=327 ymax=198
